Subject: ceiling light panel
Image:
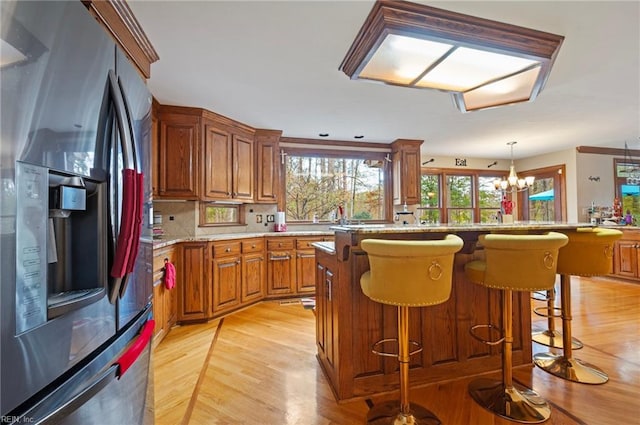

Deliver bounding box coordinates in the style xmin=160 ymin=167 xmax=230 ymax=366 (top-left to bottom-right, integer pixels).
xmin=340 ymin=0 xmax=564 ymax=112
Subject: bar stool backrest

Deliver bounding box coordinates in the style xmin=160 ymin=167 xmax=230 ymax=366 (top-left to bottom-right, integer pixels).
xmin=557 ymin=228 xmax=623 ymax=276
xmin=478 ymin=232 xmax=568 ymax=291
xmin=361 ymin=235 xmax=463 ymax=307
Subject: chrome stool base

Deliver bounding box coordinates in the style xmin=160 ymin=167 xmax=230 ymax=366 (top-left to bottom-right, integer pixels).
xmin=531 ymin=329 xmax=583 ymax=349
xmin=533 ymin=352 xmax=608 ymax=384
xmin=366 ymin=400 xmax=441 ymax=425
xmin=468 ymin=378 xmax=551 ymax=424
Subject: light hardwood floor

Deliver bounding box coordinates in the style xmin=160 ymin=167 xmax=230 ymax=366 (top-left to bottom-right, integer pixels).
xmin=153 ymin=277 xmax=640 ymax=425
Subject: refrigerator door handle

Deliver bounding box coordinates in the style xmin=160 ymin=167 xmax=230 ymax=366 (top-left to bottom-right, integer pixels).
xmin=116 ymin=77 xmax=144 ymax=296
xmin=107 ymin=70 xmax=138 ymax=303
xmin=115 ymin=319 xmax=155 ymax=378
xmin=36 ymin=365 xmax=119 ymax=424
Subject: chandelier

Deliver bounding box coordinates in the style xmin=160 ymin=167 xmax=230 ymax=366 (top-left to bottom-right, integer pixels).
xmin=493 ymin=142 xmax=535 ymax=191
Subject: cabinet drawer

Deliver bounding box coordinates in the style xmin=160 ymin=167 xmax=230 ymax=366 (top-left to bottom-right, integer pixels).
xmin=267 ymin=239 xmax=294 ymax=250
xmin=296 ymin=238 xmax=323 ymax=250
xmin=153 ymin=248 xmax=176 ymax=272
xmin=242 ymin=239 xmax=264 ymax=253
xmin=212 ymin=241 xmax=241 ymax=257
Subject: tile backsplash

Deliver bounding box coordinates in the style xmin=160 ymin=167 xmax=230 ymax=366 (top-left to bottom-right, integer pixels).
xmin=152 ymin=201 xmax=333 ymax=239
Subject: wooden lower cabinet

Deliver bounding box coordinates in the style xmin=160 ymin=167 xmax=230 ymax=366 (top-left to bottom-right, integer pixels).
xmin=172 ymin=235 xmax=329 ymax=327
xmin=241 ymin=238 xmax=265 ymax=303
xmin=296 ymin=238 xmax=323 ymax=293
xmin=178 ymin=242 xmax=208 ymax=321
xmin=152 ymin=245 xmax=178 ymax=347
xmin=266 ymin=236 xmax=325 ymax=297
xmin=613 ymin=229 xmax=640 ymax=280
xmin=266 ymin=238 xmax=296 ymax=296
xmin=211 ymin=241 xmax=242 ymax=315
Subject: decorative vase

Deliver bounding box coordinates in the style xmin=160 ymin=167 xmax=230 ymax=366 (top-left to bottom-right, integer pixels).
xmin=503 ymin=214 xmax=514 ymax=224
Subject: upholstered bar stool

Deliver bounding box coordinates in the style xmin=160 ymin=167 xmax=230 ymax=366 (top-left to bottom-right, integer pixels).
xmin=464 ymin=232 xmax=568 ymax=424
xmin=533 ymin=227 xmax=622 ymax=384
xmin=360 ymin=235 xmax=463 ymax=425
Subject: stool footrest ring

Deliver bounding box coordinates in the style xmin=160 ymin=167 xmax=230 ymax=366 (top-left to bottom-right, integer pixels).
xmin=531 ymin=290 xmax=552 ymax=302
xmin=533 ymin=305 xmax=562 ymax=318
xmin=470 ymin=324 xmax=504 ymax=346
xmin=371 ymin=338 xmax=423 ymax=357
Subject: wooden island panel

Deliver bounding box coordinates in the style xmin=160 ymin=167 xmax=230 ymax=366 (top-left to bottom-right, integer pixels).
xmin=316 ymin=224 xmax=584 ymax=401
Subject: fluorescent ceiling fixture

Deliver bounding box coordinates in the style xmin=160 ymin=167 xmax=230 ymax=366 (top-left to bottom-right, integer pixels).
xmin=340 ymin=1 xmax=564 ymax=112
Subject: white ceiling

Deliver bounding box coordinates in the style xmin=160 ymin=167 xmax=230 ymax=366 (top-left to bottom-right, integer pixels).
xmin=129 ymin=0 xmax=640 ymax=160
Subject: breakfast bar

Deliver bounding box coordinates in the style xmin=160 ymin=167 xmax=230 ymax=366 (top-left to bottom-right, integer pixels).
xmin=314 ymin=223 xmax=590 ymax=402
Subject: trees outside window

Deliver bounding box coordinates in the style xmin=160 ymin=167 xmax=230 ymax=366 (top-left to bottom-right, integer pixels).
xmin=284 ymin=154 xmax=387 ymax=222
xmin=422 ymin=171 xmax=505 ymax=224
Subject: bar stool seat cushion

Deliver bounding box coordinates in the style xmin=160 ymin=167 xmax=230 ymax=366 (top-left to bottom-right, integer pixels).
xmin=557 ymin=228 xmax=623 ymax=276
xmin=464 ymin=232 xmax=569 ymax=291
xmin=360 ymin=235 xmax=463 ymax=307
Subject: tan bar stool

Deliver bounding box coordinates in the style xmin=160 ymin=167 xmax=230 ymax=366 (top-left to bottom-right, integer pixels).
xmin=533 ymin=227 xmax=622 ymax=384
xmin=360 ymin=235 xmax=463 ymax=425
xmin=465 ymin=232 xmax=568 ymax=424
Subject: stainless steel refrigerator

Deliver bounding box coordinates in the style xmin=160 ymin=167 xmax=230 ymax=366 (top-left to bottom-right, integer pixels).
xmin=1 ymin=1 xmax=154 ymax=423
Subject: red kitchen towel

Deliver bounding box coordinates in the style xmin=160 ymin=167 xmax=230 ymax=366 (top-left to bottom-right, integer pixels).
xmin=164 ymin=260 xmax=176 ymax=290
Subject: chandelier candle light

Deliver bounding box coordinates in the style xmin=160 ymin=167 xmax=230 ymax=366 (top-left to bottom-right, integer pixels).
xmin=494 ymin=142 xmax=534 ymax=222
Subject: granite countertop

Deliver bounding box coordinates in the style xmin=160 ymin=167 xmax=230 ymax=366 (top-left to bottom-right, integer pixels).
xmin=312 ymin=241 xmax=335 ymax=254
xmin=150 ymin=230 xmax=333 ymax=248
xmin=330 ymin=222 xmax=595 ymax=234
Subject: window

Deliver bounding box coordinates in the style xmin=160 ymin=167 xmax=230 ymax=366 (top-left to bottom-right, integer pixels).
xmin=421 ymin=171 xmax=505 ymax=224
xmin=199 ymin=203 xmax=242 ymax=226
xmin=478 ymin=176 xmax=503 ymax=223
xmin=447 ymin=174 xmax=473 ymax=224
xmin=419 ymin=174 xmax=441 ymax=224
xmin=520 ymin=165 xmax=565 ymax=222
xmin=283 ymin=151 xmax=388 ymax=222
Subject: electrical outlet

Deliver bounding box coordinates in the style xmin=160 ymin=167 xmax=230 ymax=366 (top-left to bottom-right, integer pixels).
xmin=267 ymin=214 xmax=275 ymax=223
xmin=256 ymin=214 xmax=263 ymax=223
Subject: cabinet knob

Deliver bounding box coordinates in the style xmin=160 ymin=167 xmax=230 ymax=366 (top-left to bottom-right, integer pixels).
xmin=252 ymin=244 xmax=256 ymax=248
xmin=225 ymin=248 xmax=231 ymax=252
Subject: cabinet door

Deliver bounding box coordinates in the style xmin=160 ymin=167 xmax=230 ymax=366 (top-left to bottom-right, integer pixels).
xmin=296 ymin=249 xmax=317 ymax=293
xmin=614 ymin=239 xmax=639 ymax=278
xmin=233 ymin=134 xmax=254 ymax=200
xmin=316 ymin=258 xmax=336 ymax=375
xmin=402 ymin=148 xmax=421 ymax=205
xmin=203 ymin=125 xmax=233 ymax=199
xmin=158 ymin=115 xmax=199 ymax=199
xmin=391 ymin=139 xmax=422 ymax=205
xmin=267 ymin=250 xmax=295 ymax=295
xmin=212 ymin=255 xmax=242 ymax=315
xmin=254 ymin=131 xmax=280 ymax=203
xmin=242 ymin=252 xmax=265 ymax=303
xmin=179 ymin=243 xmax=208 ymax=321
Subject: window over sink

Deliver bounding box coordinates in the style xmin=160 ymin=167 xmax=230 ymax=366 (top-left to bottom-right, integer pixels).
xmin=282 ymin=149 xmax=389 ymax=223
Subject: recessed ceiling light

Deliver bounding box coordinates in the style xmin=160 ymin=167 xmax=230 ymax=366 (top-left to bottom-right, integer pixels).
xmin=319 ymin=133 xmax=329 ymax=137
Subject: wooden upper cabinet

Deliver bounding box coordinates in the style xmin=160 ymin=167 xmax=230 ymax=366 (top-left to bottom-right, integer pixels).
xmin=203 ymin=124 xmax=233 ymax=199
xmin=391 ymin=139 xmax=423 ymax=205
xmin=232 ymin=134 xmax=254 ymax=200
xmin=155 ymin=105 xmax=256 ymax=201
xmin=157 ymin=111 xmax=200 ymax=199
xmin=254 ymin=129 xmax=281 ymax=204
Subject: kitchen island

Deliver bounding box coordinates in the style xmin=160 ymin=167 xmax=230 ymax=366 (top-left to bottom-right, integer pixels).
xmin=314 ymin=223 xmax=590 ymax=402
